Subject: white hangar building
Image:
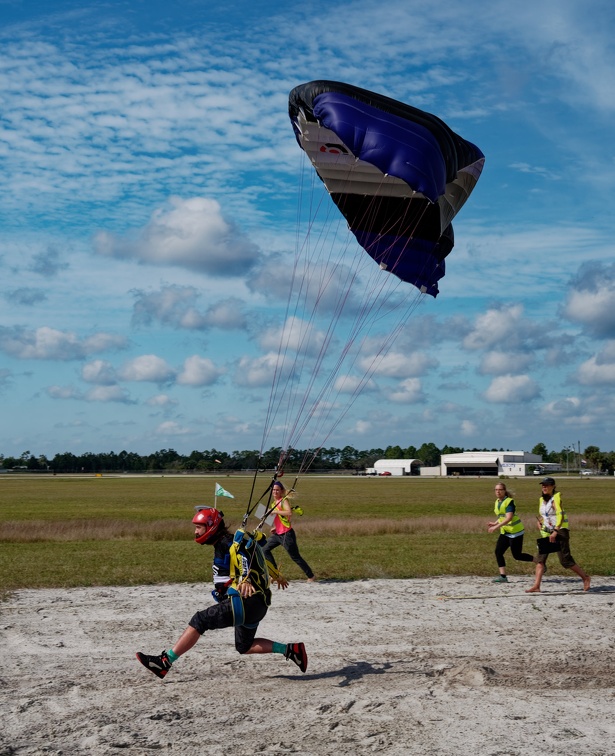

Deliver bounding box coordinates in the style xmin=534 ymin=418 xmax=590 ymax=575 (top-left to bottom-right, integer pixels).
xmin=367 ymin=459 xmax=423 ymax=476
xmin=428 ymin=450 xmax=542 ymax=477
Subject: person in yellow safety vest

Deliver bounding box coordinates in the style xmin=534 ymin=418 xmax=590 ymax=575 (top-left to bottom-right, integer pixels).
xmin=487 ymin=483 xmax=534 ymax=583
xmin=526 ymin=477 xmax=591 ymax=593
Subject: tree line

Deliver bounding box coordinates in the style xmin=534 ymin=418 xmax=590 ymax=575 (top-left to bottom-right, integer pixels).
xmin=1 ymin=442 xmax=614 ymax=474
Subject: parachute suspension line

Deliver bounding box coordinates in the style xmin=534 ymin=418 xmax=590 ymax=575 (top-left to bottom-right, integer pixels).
xmin=258 ymin=154 xmax=331 ymax=457
xmin=297 ymin=284 xmax=427 ymax=475
xmin=262 ymin=158 xmax=445 ymax=477
xmin=277 ymin=165 xmax=379 ymax=453
xmin=258 ymin=158 xmax=311 ymax=455
xmin=260 ymin=152 xmax=367 ymax=461
xmin=262 ymin=190 xmax=347 ymax=462
xmin=244 ymin=462 xmax=266 ymax=526
xmin=279 ymin=226 xmax=365 ymax=450
xmin=265 ymin=155 xmax=430 ymax=478
xmin=291 ymin=177 xmax=433 ymax=472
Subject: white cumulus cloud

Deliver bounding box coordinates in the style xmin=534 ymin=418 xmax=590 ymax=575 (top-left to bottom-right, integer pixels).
xmin=479 ymin=350 xmax=532 ymax=376
xmin=360 ymin=351 xmax=437 ymax=378
xmin=258 ymin=316 xmax=328 ymax=358
xmin=81 ymin=359 xmax=117 ymax=385
xmin=333 ymin=375 xmax=377 ymax=394
xmin=463 ymin=305 xmax=526 ymax=351
xmin=46 ymin=385 xmax=83 ymax=400
xmin=235 ymin=352 xmax=290 ymax=388
xmin=575 ymin=342 xmax=615 ymax=385
xmin=117 ymin=355 xmax=176 ymax=383
xmin=0 ymin=326 xmax=127 ymax=361
xmin=146 ymin=394 xmax=178 ymax=408
xmin=85 ymin=385 xmax=133 ymax=403
xmin=176 ymin=355 xmax=225 ymax=387
xmin=155 ymin=420 xmax=194 ymax=437
xmin=563 ymin=262 xmax=615 ymax=338
xmin=388 ymin=378 xmax=425 ymax=403
xmin=94 ymin=197 xmax=261 ymax=277
xmin=483 ymin=374 xmax=541 ymax=403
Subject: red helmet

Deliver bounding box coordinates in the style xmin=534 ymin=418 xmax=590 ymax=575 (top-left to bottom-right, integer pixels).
xmin=192 ymin=507 xmax=224 ymax=544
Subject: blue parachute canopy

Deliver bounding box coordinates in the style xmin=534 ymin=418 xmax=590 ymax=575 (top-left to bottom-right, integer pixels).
xmin=289 ymin=81 xmax=485 ymax=297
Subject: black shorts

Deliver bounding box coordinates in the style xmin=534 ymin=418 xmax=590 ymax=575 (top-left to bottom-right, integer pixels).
xmin=534 ymin=528 xmax=576 ymax=569
xmin=188 ymin=594 xmax=269 ymax=654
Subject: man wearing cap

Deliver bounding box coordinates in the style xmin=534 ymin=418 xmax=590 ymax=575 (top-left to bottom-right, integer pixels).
xmin=525 ymin=477 xmax=591 ymax=593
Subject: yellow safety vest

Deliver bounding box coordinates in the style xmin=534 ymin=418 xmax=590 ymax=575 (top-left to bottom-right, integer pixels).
xmin=494 ymin=497 xmax=524 ymax=535
xmin=539 ymin=492 xmax=568 ymax=537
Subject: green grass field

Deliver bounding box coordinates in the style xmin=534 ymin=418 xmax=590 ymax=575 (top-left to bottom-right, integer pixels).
xmin=1 ymin=474 xmax=613 ymax=590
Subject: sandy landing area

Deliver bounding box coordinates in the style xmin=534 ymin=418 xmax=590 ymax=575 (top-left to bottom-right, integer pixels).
xmin=2 ymin=576 xmax=614 ymax=756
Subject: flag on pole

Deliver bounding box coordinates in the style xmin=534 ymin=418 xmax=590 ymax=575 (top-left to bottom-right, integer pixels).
xmin=215 ymin=483 xmax=235 ymax=499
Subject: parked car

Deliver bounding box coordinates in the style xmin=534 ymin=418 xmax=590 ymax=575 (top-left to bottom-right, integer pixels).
xmin=379 ymin=471 xmax=392 ymax=476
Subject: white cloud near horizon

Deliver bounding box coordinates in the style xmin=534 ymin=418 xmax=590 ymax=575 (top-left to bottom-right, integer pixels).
xmin=483 ymin=374 xmax=541 ymax=403
xmin=463 ymin=305 xmax=531 ymax=351
xmin=235 ymin=352 xmax=292 ymax=388
xmin=154 ymin=420 xmax=195 ymax=437
xmin=388 ymin=377 xmax=425 ymax=403
xmin=574 ymin=342 xmax=615 ymax=386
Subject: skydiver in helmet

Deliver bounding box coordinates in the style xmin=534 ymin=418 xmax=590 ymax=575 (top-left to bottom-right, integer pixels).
xmin=136 ymin=507 xmax=307 ymax=679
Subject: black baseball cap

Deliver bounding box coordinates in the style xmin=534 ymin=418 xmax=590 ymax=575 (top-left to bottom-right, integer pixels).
xmin=540 ymin=476 xmax=556 ymax=486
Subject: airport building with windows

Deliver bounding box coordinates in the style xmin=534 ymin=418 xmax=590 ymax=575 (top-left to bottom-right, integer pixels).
xmin=423 ymin=450 xmax=543 ymax=477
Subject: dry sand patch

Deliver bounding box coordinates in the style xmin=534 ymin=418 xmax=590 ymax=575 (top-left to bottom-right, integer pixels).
xmin=2 ymin=577 xmax=614 ymax=755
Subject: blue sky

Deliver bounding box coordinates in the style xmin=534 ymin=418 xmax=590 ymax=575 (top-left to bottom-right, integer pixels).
xmin=1 ymin=0 xmax=615 ymax=459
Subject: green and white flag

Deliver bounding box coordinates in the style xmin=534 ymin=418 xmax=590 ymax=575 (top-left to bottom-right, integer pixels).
xmin=215 ymin=483 xmax=235 ymax=499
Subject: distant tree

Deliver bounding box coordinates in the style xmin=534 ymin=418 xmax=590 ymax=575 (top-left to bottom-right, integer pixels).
xmin=416 ymin=442 xmax=440 ymax=467
xmin=384 ymin=445 xmax=404 ymax=459
xmin=583 ymin=445 xmax=604 ymax=471
xmin=532 ymin=442 xmax=549 ymax=460
xmin=261 ymin=447 xmax=283 ymax=469
xmin=441 ymin=444 xmax=464 ymax=455
xmin=339 ymin=446 xmax=359 ymax=469
xmin=602 ymin=451 xmax=615 ymax=474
